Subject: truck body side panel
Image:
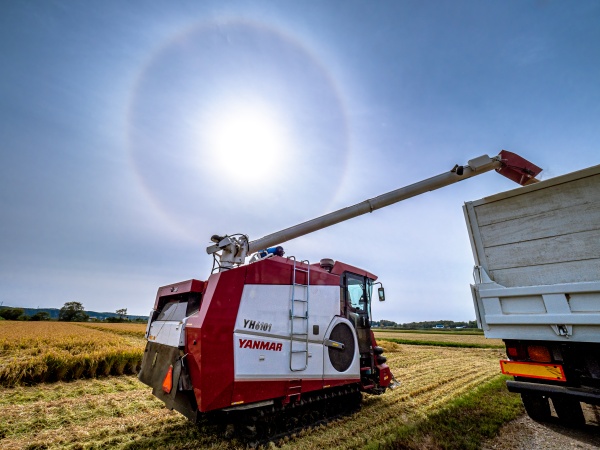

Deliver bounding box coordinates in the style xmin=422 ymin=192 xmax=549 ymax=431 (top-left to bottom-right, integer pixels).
xmin=464 ymin=164 xmax=600 ymax=342
xmin=464 ymin=164 xmax=600 ymax=288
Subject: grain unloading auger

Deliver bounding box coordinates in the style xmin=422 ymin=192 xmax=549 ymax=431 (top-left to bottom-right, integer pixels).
xmin=139 ymin=150 xmax=541 ymax=439
xmin=207 ymin=150 xmax=541 ymax=270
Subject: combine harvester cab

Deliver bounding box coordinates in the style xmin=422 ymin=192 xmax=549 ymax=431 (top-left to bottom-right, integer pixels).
xmin=138 ymin=256 xmax=394 ymax=422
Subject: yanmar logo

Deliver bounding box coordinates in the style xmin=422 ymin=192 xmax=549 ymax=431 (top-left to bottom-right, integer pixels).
xmin=239 ymin=338 xmax=283 ymax=352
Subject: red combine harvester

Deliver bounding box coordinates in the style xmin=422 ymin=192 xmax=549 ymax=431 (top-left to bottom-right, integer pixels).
xmin=138 ymin=150 xmax=541 ymax=439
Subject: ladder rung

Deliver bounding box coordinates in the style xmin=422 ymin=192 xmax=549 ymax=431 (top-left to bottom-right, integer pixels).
xmin=290 ymin=259 xmax=309 ymax=372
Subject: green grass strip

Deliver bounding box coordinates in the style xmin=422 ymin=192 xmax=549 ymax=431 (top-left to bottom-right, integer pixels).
xmin=381 ymin=338 xmax=503 ymax=349
xmin=370 ymin=375 xmax=524 ymax=450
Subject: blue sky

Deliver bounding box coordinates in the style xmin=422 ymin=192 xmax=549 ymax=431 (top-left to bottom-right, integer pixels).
xmin=1 ymin=1 xmax=599 ymax=321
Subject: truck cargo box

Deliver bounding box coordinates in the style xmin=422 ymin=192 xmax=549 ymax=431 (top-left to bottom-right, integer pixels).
xmin=464 ymin=164 xmax=600 ymax=343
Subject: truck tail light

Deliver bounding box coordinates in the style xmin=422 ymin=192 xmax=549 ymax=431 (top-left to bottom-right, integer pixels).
xmin=527 ymin=345 xmax=552 ymax=363
xmin=162 ymin=365 xmax=173 ymax=394
xmin=505 ymin=342 xmax=527 ymax=360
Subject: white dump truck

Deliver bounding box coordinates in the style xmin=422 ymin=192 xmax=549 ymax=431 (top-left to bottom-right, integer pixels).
xmin=464 ymin=163 xmax=600 ymax=426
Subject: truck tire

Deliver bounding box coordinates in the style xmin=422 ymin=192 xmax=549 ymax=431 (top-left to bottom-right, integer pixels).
xmin=521 ymin=393 xmax=551 ymax=422
xmin=552 ymin=397 xmax=586 ymax=427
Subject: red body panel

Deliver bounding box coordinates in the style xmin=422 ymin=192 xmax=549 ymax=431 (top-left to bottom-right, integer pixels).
xmin=185 ymin=268 xmax=247 ymax=412
xmin=330 ymin=261 xmax=377 ymax=280
xmin=231 ymin=378 xmax=358 ymax=405
xmin=246 ymin=256 xmax=339 ymax=286
xmin=323 ymin=378 xmax=356 ymax=388
xmin=378 ymin=364 xmax=392 ymax=387
xmin=232 ymin=379 xmax=319 ymax=404
xmin=153 ymin=279 xmax=205 ymax=309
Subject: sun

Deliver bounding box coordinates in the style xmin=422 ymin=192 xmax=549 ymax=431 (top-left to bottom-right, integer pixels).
xmin=203 ymin=99 xmax=290 ymax=184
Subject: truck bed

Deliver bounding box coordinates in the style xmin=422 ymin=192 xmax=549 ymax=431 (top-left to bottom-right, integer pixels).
xmin=463 ymin=164 xmax=600 ymax=343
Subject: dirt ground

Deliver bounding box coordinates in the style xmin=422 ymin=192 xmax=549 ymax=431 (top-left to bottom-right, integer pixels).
xmin=484 ymin=404 xmax=600 ymax=449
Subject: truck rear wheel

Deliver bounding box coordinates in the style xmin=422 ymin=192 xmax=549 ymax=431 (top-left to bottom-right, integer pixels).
xmin=521 ymin=393 xmax=551 ymax=422
xmin=552 ymin=397 xmax=586 ymax=427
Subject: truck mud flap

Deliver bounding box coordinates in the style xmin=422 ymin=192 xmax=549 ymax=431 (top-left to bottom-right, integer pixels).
xmin=139 ymin=341 xmax=198 ymax=421
xmin=507 ymin=380 xmax=600 ymax=405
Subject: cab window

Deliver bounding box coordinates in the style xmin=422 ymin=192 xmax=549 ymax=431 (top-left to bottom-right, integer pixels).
xmin=343 ymin=272 xmax=374 ymax=322
xmin=346 ymin=273 xmax=367 ymax=313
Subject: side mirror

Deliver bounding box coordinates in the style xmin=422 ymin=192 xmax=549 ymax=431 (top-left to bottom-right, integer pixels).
xmin=378 ymin=287 xmax=385 ymax=301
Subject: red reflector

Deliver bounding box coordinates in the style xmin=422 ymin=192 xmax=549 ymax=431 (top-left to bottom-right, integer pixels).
xmin=507 ymin=346 xmax=519 ymax=358
xmin=505 ymin=342 xmax=527 ymax=360
xmin=527 ymin=345 xmax=552 ymax=363
xmin=162 ymin=365 xmax=173 ymax=394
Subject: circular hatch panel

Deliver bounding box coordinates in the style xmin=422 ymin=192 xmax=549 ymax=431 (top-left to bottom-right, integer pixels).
xmin=327 ymin=323 xmax=355 ymax=372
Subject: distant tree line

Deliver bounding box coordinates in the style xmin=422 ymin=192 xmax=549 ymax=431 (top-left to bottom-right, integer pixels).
xmin=372 ymin=319 xmax=479 ymax=329
xmin=0 ymin=303 xmax=146 ymax=323
xmin=0 ymin=307 xmax=51 ymax=321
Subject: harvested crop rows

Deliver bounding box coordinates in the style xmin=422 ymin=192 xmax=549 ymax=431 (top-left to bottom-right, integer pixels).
xmin=374 ymin=329 xmax=504 ymax=347
xmin=0 ymin=330 xmax=506 ymax=450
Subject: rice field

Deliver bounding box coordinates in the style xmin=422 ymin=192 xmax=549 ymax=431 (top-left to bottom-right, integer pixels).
xmin=374 ymin=329 xmax=504 ymax=348
xmin=0 ymin=322 xmax=145 ymax=386
xmin=76 ymin=322 xmax=147 ymax=338
xmin=0 ymin=331 xmax=507 ymax=449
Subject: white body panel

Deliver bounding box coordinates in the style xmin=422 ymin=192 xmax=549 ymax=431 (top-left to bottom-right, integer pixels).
xmin=464 ymin=164 xmax=600 ymax=342
xmin=472 ymin=278 xmax=600 ymax=342
xmin=233 ymin=284 xmax=360 ymax=381
xmin=234 ymin=334 xmax=326 ymax=381
xmin=147 ymin=319 xmax=186 ymax=347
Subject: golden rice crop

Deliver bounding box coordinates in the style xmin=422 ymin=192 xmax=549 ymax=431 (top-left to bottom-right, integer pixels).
xmin=0 ymin=322 xmax=145 ymax=386
xmin=0 ymin=344 xmax=507 ymax=449
xmin=76 ymin=322 xmax=147 ymax=338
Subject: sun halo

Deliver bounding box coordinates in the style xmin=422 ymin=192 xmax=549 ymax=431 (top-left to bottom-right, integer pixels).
xmin=203 ymin=101 xmax=290 ymax=185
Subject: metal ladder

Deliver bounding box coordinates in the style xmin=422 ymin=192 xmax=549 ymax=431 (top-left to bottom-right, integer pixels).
xmin=289 ymin=257 xmax=310 ymax=372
